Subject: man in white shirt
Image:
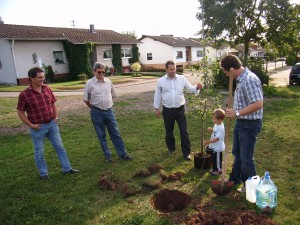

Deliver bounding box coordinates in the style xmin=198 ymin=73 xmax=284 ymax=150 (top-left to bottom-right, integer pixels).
xmin=153 ymin=60 xmax=203 ymax=161
xmin=83 ymin=62 xmax=132 ymax=163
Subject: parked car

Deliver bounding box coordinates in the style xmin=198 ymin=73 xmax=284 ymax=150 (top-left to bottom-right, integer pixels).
xmin=289 ymin=63 xmax=300 ymax=85
xmin=276 ymin=57 xmax=286 ymax=62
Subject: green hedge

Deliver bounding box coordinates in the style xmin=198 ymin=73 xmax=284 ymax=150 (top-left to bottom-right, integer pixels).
xmin=63 ymin=41 xmax=94 ymax=80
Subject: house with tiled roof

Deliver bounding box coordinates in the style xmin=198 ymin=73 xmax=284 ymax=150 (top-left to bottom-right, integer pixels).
xmin=0 ymin=24 xmax=138 ymax=84
xmin=138 ymin=35 xmax=207 ymax=69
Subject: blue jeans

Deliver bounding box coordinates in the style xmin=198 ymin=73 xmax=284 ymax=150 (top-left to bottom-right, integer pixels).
xmin=229 ymin=119 xmax=262 ymax=184
xmin=30 ymin=120 xmax=72 ymax=176
xmin=90 ymin=107 xmax=126 ymax=158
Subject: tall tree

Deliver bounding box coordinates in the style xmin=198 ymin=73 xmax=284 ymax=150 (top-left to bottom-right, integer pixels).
xmin=266 ymin=3 xmax=300 ymax=57
xmin=121 ymin=31 xmax=138 ymax=39
xmin=0 ymin=17 xmax=4 ymax=24
xmin=197 ymin=0 xmax=292 ymax=61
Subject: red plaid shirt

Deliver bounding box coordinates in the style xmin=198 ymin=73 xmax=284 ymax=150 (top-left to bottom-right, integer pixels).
xmin=17 ymin=84 xmax=57 ymax=124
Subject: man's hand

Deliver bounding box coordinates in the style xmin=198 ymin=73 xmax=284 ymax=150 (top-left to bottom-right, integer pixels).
xmin=155 ymin=109 xmax=161 ymax=118
xmin=197 ymin=83 xmax=203 ymax=90
xmin=30 ymin=124 xmax=41 ymax=130
xmin=225 ymin=108 xmax=235 ymax=118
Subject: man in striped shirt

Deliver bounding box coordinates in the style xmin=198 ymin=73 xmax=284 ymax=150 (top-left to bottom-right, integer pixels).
xmin=221 ymin=55 xmax=263 ymax=193
xmin=17 ymin=67 xmax=79 ymax=180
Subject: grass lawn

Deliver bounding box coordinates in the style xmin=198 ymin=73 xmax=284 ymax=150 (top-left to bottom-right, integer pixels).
xmin=0 ymin=75 xmax=158 ymax=92
xmin=0 ymin=86 xmax=299 ymax=225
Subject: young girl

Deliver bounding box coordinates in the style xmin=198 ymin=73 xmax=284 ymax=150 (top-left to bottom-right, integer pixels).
xmin=203 ymin=109 xmax=225 ymax=176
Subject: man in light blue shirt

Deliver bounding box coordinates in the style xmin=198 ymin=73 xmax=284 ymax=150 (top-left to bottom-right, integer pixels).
xmin=153 ymin=60 xmax=202 ymax=161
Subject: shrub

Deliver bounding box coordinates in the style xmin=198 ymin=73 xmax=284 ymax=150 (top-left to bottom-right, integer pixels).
xmin=42 ymin=64 xmax=55 ymax=83
xmin=286 ymin=55 xmax=297 ymax=66
xmin=213 ymin=58 xmax=269 ymax=88
xmin=78 ymin=73 xmax=88 ymax=81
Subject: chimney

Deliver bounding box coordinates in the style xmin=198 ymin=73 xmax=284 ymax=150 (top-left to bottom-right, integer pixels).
xmin=90 ymin=24 xmax=95 ymax=33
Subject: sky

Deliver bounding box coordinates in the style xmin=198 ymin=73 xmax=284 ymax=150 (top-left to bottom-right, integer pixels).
xmin=0 ymin=0 xmax=202 ymax=38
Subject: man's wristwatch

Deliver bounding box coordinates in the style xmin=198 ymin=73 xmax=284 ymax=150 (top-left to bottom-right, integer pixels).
xmin=235 ymin=111 xmax=240 ymax=118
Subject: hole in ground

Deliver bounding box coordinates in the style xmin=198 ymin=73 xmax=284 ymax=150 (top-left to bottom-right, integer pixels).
xmin=151 ymin=189 xmax=191 ymax=213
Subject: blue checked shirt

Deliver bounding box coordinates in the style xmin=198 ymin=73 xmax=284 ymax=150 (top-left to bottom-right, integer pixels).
xmin=234 ymin=68 xmax=263 ymax=120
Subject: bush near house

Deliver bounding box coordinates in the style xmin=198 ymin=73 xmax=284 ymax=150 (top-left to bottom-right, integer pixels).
xmin=78 ymin=74 xmax=88 ymax=81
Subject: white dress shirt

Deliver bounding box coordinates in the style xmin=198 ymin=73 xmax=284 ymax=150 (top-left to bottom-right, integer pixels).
xmin=83 ymin=76 xmax=116 ymax=110
xmin=153 ymin=74 xmax=200 ymax=109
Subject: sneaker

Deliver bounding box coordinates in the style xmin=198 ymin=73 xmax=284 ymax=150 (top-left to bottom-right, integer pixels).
xmin=64 ymin=169 xmax=79 ymax=174
xmin=210 ymin=170 xmax=222 ymax=176
xmin=237 ymin=185 xmax=246 ymax=193
xmin=183 ymin=155 xmax=192 ymax=161
xmin=105 ymin=157 xmax=112 ymax=163
xmin=120 ymin=154 xmax=132 ymax=161
xmin=168 ymin=149 xmax=175 ymax=156
xmin=40 ymin=175 xmax=49 ymax=180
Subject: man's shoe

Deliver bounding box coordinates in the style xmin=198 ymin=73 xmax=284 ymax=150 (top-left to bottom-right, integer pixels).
xmin=120 ymin=154 xmax=133 ymax=161
xmin=105 ymin=157 xmax=113 ymax=163
xmin=168 ymin=149 xmax=175 ymax=156
xmin=183 ymin=155 xmax=192 ymax=161
xmin=64 ymin=169 xmax=79 ymax=174
xmin=40 ymin=175 xmax=49 ymax=180
xmin=237 ymin=185 xmax=246 ymax=193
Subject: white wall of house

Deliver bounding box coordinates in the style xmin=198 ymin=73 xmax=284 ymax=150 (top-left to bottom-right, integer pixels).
xmin=0 ymin=39 xmax=17 ymax=84
xmin=173 ymin=47 xmax=186 ymax=63
xmin=12 ymin=40 xmax=69 ymax=79
xmin=191 ymin=47 xmax=204 ymax=62
xmin=216 ymin=46 xmax=231 ymax=59
xmin=96 ymin=45 xmax=113 ymax=68
xmin=96 ymin=44 xmax=133 ymax=68
xmin=139 ymin=37 xmax=173 ymax=66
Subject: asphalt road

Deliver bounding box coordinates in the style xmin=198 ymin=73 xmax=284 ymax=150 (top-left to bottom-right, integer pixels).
xmin=0 ymin=67 xmax=292 ymax=98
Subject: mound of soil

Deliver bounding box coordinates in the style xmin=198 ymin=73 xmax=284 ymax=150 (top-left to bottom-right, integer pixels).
xmin=148 ymin=164 xmax=164 ymax=173
xmin=151 ymin=189 xmax=191 ymax=213
xmin=183 ymin=206 xmax=277 ymax=225
xmin=98 ymin=174 xmax=116 ymax=190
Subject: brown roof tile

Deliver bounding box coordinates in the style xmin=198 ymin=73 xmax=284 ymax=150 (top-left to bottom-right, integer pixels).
xmin=0 ymin=24 xmax=138 ymax=44
xmin=140 ymin=35 xmax=202 ymax=47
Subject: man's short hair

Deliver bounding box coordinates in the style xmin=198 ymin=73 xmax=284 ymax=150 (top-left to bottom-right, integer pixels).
xmin=93 ymin=62 xmax=105 ymax=71
xmin=28 ymin=67 xmax=44 ymax=81
xmin=213 ymin=108 xmax=225 ymax=120
xmin=165 ymin=60 xmax=175 ymax=69
xmin=220 ymin=55 xmax=242 ymax=72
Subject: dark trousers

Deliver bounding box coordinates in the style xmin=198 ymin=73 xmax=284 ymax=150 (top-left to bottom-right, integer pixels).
xmin=162 ymin=105 xmax=190 ymax=157
xmin=212 ymin=151 xmax=222 ymax=172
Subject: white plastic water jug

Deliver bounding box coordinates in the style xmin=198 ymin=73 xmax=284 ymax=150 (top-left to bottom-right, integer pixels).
xmin=246 ymin=175 xmax=261 ymax=203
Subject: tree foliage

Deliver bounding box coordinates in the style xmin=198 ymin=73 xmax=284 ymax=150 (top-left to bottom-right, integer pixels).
xmin=266 ymin=3 xmax=300 ymax=59
xmin=197 ymin=0 xmax=293 ymax=61
xmin=0 ymin=17 xmax=4 ymax=24
xmin=121 ymin=31 xmax=138 ymax=39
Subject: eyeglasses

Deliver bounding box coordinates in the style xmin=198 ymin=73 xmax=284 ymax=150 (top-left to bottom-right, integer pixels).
xmin=97 ymin=71 xmax=105 ymax=74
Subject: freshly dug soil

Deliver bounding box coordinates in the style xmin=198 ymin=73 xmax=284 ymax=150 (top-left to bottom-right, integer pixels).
xmin=183 ymin=206 xmax=277 ymax=225
xmin=151 ymin=189 xmax=191 ymax=213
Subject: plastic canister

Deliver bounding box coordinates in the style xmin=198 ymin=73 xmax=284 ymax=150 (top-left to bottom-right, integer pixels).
xmin=246 ymin=175 xmax=261 ymax=203
xmin=256 ymin=172 xmax=278 ymax=209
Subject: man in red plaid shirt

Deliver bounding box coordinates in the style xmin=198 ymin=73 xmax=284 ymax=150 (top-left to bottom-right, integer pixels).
xmin=17 ymin=67 xmax=79 ymax=180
